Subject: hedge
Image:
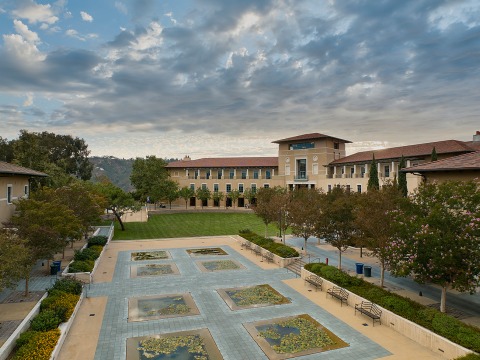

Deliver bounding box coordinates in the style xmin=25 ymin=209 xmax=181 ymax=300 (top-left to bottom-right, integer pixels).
xmin=304 ymin=262 xmax=480 ymax=353
xmin=68 ymin=235 xmax=106 ymax=273
xmin=238 ymin=229 xmax=299 ymax=258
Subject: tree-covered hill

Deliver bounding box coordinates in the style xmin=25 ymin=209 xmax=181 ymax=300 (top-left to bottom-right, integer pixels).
xmin=89 ymin=156 xmax=135 ymax=192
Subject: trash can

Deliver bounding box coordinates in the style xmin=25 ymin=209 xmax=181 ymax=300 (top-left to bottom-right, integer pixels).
xmin=355 ymin=263 xmax=364 ymax=275
xmin=53 ymin=261 xmax=61 ymax=273
xmin=364 ymin=266 xmax=372 ymax=277
xmin=50 ymin=264 xmax=57 ymax=275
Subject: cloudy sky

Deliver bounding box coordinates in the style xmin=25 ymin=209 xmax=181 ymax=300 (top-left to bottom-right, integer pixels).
xmin=1 ymin=0 xmax=479 ymax=159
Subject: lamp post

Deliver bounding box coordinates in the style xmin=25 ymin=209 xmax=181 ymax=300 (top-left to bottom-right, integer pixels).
xmin=278 ymin=209 xmax=282 ymax=241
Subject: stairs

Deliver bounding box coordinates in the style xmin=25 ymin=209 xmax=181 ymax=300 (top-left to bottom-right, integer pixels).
xmin=286 ymin=258 xmax=307 ymax=277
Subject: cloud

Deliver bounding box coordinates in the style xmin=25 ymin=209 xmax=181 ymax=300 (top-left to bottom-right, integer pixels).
xmin=23 ymin=93 xmax=34 ymax=106
xmin=80 ymin=11 xmax=93 ymax=22
xmin=115 ymin=2 xmax=128 ymax=15
xmin=12 ymin=0 xmax=59 ymax=25
xmin=13 ymin=19 xmax=40 ymax=44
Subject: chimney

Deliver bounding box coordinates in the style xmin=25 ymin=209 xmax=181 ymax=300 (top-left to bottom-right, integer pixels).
xmin=183 ymin=155 xmax=191 ymax=161
xmin=473 ymin=131 xmax=480 ymax=143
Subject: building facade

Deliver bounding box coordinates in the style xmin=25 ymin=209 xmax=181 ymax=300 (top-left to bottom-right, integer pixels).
xmin=166 ymin=132 xmax=480 ymax=207
xmin=0 ymin=162 xmax=47 ymax=226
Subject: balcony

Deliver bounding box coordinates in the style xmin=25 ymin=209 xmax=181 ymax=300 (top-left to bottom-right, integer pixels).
xmin=294 ymin=173 xmax=309 ymax=181
xmin=326 ymin=174 xmax=333 ymax=179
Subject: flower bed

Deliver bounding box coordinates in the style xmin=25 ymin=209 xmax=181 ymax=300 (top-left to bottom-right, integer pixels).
xmin=239 ymin=230 xmax=299 ymax=258
xmin=67 ymin=235 xmax=108 ymax=273
xmin=12 ymin=278 xmax=82 ymax=360
xmin=304 ymin=262 xmax=480 ymax=354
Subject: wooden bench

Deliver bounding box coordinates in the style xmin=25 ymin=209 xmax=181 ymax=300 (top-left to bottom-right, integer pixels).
xmin=262 ymin=252 xmax=274 ymax=263
xmin=355 ymin=301 xmax=382 ymax=326
xmin=326 ymin=286 xmax=349 ymax=306
xmin=252 ymin=245 xmax=262 ymax=256
xmin=304 ymin=275 xmax=323 ymax=291
xmin=244 ymin=241 xmax=252 ymax=251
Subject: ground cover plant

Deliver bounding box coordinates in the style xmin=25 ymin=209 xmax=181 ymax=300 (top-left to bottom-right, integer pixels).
xmin=112 ymin=212 xmax=281 ymax=240
xmin=138 ymin=296 xmax=190 ymax=317
xmin=239 ymin=229 xmax=299 ymax=258
xmin=13 ymin=278 xmax=82 ymax=360
xmin=131 ymin=250 xmax=169 ymax=261
xmin=186 ymin=248 xmax=227 ymax=256
xmin=201 ymin=260 xmax=240 ymax=271
xmin=227 ymin=284 xmax=290 ymax=307
xmin=137 ymin=264 xmax=174 ymax=276
xmin=137 ymin=335 xmax=208 ymax=359
xmin=304 ymin=262 xmax=480 ymax=353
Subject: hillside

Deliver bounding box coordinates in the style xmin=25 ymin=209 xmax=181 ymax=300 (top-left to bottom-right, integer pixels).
xmin=89 ymin=156 xmax=135 ymax=192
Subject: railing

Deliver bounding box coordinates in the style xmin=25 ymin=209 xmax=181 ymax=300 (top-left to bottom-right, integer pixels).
xmin=326 ymin=174 xmax=333 ymax=179
xmin=294 ymin=174 xmax=309 ymax=181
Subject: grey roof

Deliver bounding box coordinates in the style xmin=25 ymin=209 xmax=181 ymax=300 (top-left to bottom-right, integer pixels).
xmin=0 ymin=161 xmax=48 ymax=177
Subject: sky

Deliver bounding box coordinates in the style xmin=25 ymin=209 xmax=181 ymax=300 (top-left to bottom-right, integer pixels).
xmin=0 ymin=0 xmax=479 ymax=159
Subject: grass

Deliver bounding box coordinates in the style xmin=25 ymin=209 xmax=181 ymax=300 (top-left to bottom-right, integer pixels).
xmin=112 ymin=212 xmax=281 ymax=240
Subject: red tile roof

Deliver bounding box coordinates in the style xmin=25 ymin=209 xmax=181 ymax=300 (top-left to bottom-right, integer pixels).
xmin=272 ymin=133 xmax=351 ymax=144
xmin=167 ymin=157 xmax=278 ymax=169
xmin=464 ymin=141 xmax=480 ymax=150
xmin=0 ymin=161 xmax=48 ymax=177
xmin=330 ymin=140 xmax=475 ymax=165
xmin=402 ymin=151 xmax=480 ymax=173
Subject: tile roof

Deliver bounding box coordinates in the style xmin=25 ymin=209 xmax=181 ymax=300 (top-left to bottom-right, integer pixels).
xmin=166 ymin=157 xmax=278 ymax=168
xmin=402 ymin=151 xmax=480 ymax=173
xmin=0 ymin=161 xmax=48 ymax=177
xmin=272 ymin=133 xmax=352 ymax=144
xmin=464 ymin=141 xmax=480 ymax=150
xmin=330 ymin=140 xmax=475 ymax=165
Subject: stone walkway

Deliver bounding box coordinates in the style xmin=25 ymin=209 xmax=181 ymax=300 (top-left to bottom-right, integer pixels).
xmin=58 ymin=236 xmax=442 ymax=360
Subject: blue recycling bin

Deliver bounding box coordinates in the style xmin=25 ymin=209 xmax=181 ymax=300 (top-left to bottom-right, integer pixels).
xmin=355 ymin=263 xmax=364 ymax=275
xmin=53 ymin=261 xmax=61 ymax=273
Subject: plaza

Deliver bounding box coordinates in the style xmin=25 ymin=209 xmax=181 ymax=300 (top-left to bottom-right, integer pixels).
xmin=57 ymin=236 xmax=443 ymax=360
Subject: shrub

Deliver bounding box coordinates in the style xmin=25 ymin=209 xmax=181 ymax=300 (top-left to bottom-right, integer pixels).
xmin=87 ymin=235 xmax=108 ymax=247
xmin=455 ymin=355 xmax=480 ymax=360
xmin=74 ymin=247 xmax=101 ymax=262
xmin=50 ymin=278 xmax=82 ymax=295
xmin=68 ymin=259 xmax=94 ymax=273
xmin=239 ymin=231 xmax=299 ymax=258
xmin=13 ymin=329 xmax=60 ymax=360
xmin=16 ymin=331 xmax=38 ymax=348
xmin=30 ymin=310 xmax=62 ymax=332
xmin=41 ymin=292 xmax=80 ymax=322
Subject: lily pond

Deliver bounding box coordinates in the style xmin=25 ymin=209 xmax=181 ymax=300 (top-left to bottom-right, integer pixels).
xmin=227 ymin=284 xmax=290 ymax=307
xmin=131 ymin=251 xmax=169 ymax=261
xmin=128 ymin=294 xmax=200 ymax=322
xmin=136 ymin=264 xmax=174 ymax=276
xmin=201 ymin=260 xmax=240 ymax=271
xmin=187 ymin=248 xmax=228 ymax=256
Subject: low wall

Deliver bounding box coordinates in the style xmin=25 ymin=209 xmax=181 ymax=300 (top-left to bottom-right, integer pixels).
xmin=301 ymin=268 xmax=474 ymax=359
xmin=0 ymin=292 xmax=48 ymax=360
xmin=234 ymin=236 xmax=300 ymax=267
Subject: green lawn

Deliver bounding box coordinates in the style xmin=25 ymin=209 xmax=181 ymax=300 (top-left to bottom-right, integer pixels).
xmin=112 ymin=212 xmax=280 ymax=240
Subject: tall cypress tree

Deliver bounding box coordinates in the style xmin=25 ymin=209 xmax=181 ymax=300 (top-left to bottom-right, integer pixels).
xmin=367 ymin=154 xmax=380 ymax=191
xmin=398 ymin=155 xmax=408 ymax=197
xmin=431 ymin=147 xmax=438 ymax=161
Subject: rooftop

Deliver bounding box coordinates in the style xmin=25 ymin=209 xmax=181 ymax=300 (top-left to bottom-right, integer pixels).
xmin=166 ymin=157 xmax=278 ymax=168
xmin=272 ymin=132 xmax=351 ymax=144
xmin=0 ymin=161 xmax=48 ymax=177
xmin=403 ymin=151 xmax=480 ymax=173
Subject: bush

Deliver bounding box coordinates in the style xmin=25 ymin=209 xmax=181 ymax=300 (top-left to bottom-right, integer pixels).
xmin=87 ymin=235 xmax=108 ymax=247
xmin=455 ymin=354 xmax=480 ymax=360
xmin=41 ymin=292 xmax=80 ymax=322
xmin=74 ymin=246 xmax=102 ymax=262
xmin=30 ymin=310 xmax=62 ymax=332
xmin=68 ymin=259 xmax=94 ymax=273
xmin=13 ymin=329 xmax=60 ymax=360
xmin=50 ymin=278 xmax=82 ymax=295
xmin=16 ymin=331 xmax=38 ymax=348
xmin=239 ymin=231 xmax=299 ymax=258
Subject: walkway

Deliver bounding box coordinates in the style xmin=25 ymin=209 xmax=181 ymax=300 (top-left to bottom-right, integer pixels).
xmin=58 ymin=236 xmax=442 ymax=360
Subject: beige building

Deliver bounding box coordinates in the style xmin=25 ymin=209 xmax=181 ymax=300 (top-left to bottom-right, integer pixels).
xmin=0 ymin=162 xmax=47 ymax=227
xmin=166 ymin=131 xmax=480 ymax=207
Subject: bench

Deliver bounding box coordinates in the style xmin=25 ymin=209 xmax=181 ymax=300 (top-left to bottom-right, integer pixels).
xmin=305 ymin=275 xmax=323 ymax=291
xmin=326 ymin=286 xmax=349 ymax=306
xmin=262 ymin=252 xmax=274 ymax=263
xmin=244 ymin=241 xmax=252 ymax=251
xmin=355 ymin=301 xmax=382 ymax=326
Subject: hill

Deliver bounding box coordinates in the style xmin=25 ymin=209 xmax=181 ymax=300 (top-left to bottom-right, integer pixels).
xmin=89 ymin=156 xmax=135 ymax=192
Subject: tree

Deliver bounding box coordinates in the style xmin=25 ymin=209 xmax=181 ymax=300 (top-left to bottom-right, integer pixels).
xmin=9 ymin=198 xmax=82 ymax=295
xmin=288 ymin=188 xmax=323 ymax=252
xmin=355 ymin=184 xmax=402 ymax=287
xmin=212 ymin=191 xmax=225 ymax=207
xmin=94 ymin=181 xmax=139 ymax=231
xmin=130 ymin=156 xmax=168 ymax=202
xmin=431 ymin=146 xmax=438 ymax=161
xmin=387 ymin=180 xmax=480 ymax=312
xmin=315 ymin=186 xmax=358 ymax=269
xmin=230 ymin=190 xmax=240 ymax=208
xmin=156 ymin=179 xmax=179 ymax=209
xmin=0 ymin=231 xmax=31 ymax=292
xmin=270 ymin=187 xmax=290 ymax=243
xmin=243 ymin=188 xmax=256 ymax=207
xmin=178 ymin=186 xmax=194 ymax=209
xmin=398 ymin=155 xmax=408 ymax=197
xmin=253 ymin=187 xmax=278 ymax=237
xmin=195 ymin=186 xmax=211 ymax=209
xmin=367 ymin=155 xmax=379 ymax=191
xmin=0 ymin=136 xmax=14 ymax=162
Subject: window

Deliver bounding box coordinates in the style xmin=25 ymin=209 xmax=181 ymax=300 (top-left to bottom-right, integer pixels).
xmin=201 ymin=183 xmax=207 ymax=190
xmin=312 ymin=163 xmax=318 ymax=175
xmin=265 ymin=170 xmax=271 ymax=179
xmin=296 ymin=159 xmax=306 ymax=179
xmin=24 ymin=185 xmax=29 ymax=198
xmin=350 ymin=167 xmax=354 ymax=175
xmin=346 ymin=185 xmax=351 ymax=192
xmin=241 ymin=170 xmax=247 ymax=179
xmin=206 ymin=170 xmax=210 ymax=179
xmin=226 ymin=184 xmax=232 ymax=193
xmin=253 ymin=170 xmax=259 ymax=179
xmin=213 ymin=183 xmax=219 ymax=192
xmin=7 ymin=185 xmax=12 ymax=203
xmin=194 ymin=170 xmax=199 ymax=179
xmin=238 ymin=184 xmax=244 ymax=193
xmin=289 ymin=142 xmax=315 ymax=150
xmin=384 ymin=165 xmax=390 ymax=177
xmin=334 ymin=142 xmax=340 ymax=150
xmin=229 ymin=169 xmax=235 ymax=179
xmin=190 ymin=183 xmax=195 ymax=191
xmin=251 ymin=184 xmax=257 ymax=193
xmin=327 ymin=185 xmax=332 ymax=192
xmin=357 ymin=184 xmax=362 ymax=193
xmin=217 ymin=170 xmax=222 ymax=179
xmin=263 ymin=184 xmax=270 ymax=188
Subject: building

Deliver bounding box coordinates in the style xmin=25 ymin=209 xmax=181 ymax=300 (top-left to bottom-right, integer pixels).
xmin=0 ymin=162 xmax=47 ymax=226
xmin=166 ymin=131 xmax=480 ymax=207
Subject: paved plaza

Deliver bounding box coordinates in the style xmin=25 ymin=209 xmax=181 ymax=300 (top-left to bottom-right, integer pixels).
xmin=57 ymin=236 xmax=442 ymax=360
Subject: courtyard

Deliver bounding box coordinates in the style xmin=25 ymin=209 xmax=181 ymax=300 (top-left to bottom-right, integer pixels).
xmin=56 ymin=236 xmax=442 ymax=360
